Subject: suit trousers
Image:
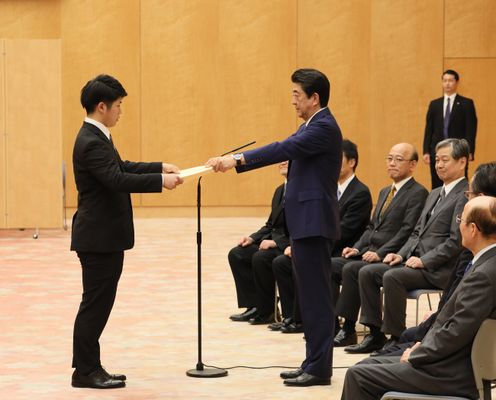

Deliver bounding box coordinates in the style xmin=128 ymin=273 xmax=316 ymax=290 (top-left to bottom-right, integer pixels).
xmin=358 ymin=263 xmax=393 ymax=328
xmin=72 ymin=251 xmax=124 ymax=374
xmin=292 ymin=237 xmax=334 ymax=379
xmin=252 ymin=247 xmax=283 ymax=316
xmin=335 ymin=258 xmax=370 ymax=323
xmin=227 ymin=244 xmax=259 ymax=308
xmin=341 ymin=360 xmax=477 ymax=400
xmin=382 ymin=266 xmax=437 ymax=337
xmin=272 ymin=254 xmax=300 ymax=321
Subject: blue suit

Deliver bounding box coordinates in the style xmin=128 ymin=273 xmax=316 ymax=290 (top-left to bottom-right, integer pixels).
xmin=237 ymin=107 xmax=342 ymax=378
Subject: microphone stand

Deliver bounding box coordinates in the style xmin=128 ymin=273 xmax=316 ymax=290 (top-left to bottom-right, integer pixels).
xmin=186 ymin=141 xmax=255 ymax=378
xmin=186 ymin=177 xmax=227 ymax=378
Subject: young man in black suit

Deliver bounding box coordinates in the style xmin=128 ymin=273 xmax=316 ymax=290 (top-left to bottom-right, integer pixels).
xmin=423 ymin=69 xmax=477 ymax=188
xmin=70 ymin=75 xmax=183 ymax=389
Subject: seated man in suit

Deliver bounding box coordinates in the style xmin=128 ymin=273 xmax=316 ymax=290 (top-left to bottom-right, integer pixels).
xmin=270 ymin=139 xmax=373 ymax=333
xmin=341 ymin=195 xmax=496 ymax=400
xmin=332 ymin=143 xmax=428 ymax=347
xmin=346 ymin=138 xmax=469 ymax=354
xmin=228 ymin=161 xmax=289 ymax=324
xmin=364 ymin=161 xmax=496 ymax=359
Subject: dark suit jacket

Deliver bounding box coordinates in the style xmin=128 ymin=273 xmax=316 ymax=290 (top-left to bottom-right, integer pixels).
xmin=353 ymin=178 xmax=428 ymax=258
xmin=408 ymin=246 xmax=496 ymax=398
xmin=334 ymin=176 xmax=372 ymax=256
xmin=237 ymin=107 xmax=342 ymax=240
xmin=423 ymin=94 xmax=477 ymax=155
xmin=249 ymin=183 xmax=289 ymax=251
xmin=398 ymin=178 xmax=468 ymax=288
xmin=71 ymin=122 xmax=163 ymax=253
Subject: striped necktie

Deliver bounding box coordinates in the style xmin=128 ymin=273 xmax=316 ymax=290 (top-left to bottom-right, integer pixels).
xmin=380 ymin=186 xmax=396 ymax=218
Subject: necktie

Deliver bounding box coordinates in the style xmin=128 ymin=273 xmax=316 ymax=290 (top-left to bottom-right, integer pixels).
xmin=427 ymin=187 xmax=446 ymax=221
xmin=443 ymin=97 xmax=451 ymax=139
xmin=380 ymin=186 xmax=396 ymax=218
xmin=464 ymin=260 xmax=473 ymax=274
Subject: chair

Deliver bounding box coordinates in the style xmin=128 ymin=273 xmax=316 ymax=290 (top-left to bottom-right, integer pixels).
xmin=407 ymin=289 xmax=443 ymax=326
xmin=381 ymin=318 xmax=496 ymax=400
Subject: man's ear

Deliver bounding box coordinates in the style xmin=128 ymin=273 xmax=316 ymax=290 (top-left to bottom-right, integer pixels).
xmin=96 ymin=101 xmax=107 ymax=113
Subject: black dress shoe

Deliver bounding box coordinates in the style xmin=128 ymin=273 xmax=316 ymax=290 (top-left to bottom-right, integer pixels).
xmin=229 ymin=307 xmax=257 ymax=321
xmin=71 ymin=368 xmax=126 ymax=389
xmin=333 ymin=329 xmax=357 ymax=347
xmin=249 ymin=313 xmax=275 ymax=325
xmin=284 ymin=372 xmax=331 ymax=387
xmin=101 ymin=366 xmax=126 ymax=381
xmin=281 ymin=322 xmax=304 ymax=333
xmin=268 ymin=317 xmax=293 ymax=331
xmin=280 ymin=368 xmax=303 ymax=379
xmin=344 ymin=333 xmax=387 ymax=354
xmin=382 ymin=337 xmax=399 ymax=351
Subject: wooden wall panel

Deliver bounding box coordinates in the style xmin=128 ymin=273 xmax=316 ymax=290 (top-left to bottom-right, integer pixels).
xmin=5 ymin=40 xmax=62 ymax=228
xmin=0 ymin=0 xmax=60 ymax=39
xmin=444 ymin=59 xmax=496 ymax=173
xmin=368 ymin=0 xmax=444 ymax=195
xmin=141 ymin=0 xmax=297 ymax=207
xmin=0 ymin=41 xmax=5 ymax=227
xmin=445 ymin=0 xmax=496 ymax=58
xmin=60 ymin=0 xmax=141 ymax=208
xmin=298 ymin=0 xmax=372 ymax=189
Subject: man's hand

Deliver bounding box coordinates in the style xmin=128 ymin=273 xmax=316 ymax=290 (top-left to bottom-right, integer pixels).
xmin=422 ymin=153 xmax=430 ymax=165
xmin=383 ymin=253 xmax=403 ymax=265
xmin=405 ymin=256 xmax=424 ymax=269
xmin=342 ymin=247 xmax=359 ymax=258
xmin=259 ymin=239 xmax=277 ymax=250
xmin=162 ymin=163 xmax=180 ymax=173
xmin=162 ymin=174 xmax=183 ymax=190
xmin=362 ymin=251 xmax=381 ymax=263
xmin=284 ymin=246 xmax=292 ymax=257
xmin=205 ymin=155 xmax=236 ymax=172
xmin=238 ymin=236 xmax=254 ymax=247
xmin=400 ymin=342 xmax=421 ymax=363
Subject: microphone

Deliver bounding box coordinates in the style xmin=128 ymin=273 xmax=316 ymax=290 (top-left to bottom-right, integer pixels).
xmin=220 ymin=141 xmax=256 ymax=157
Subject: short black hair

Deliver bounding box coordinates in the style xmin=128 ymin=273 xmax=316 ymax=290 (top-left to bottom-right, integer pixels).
xmin=291 ymin=68 xmax=330 ymax=107
xmin=80 ymin=74 xmax=127 ymax=113
xmin=472 ymin=162 xmax=496 ymax=196
xmin=342 ymin=139 xmax=359 ymax=171
xmin=443 ymin=69 xmax=459 ymax=81
xmin=435 ymin=138 xmax=469 ymax=161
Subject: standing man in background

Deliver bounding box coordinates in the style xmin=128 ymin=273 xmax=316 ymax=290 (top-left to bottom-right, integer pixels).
xmin=71 ymin=74 xmax=182 ymax=389
xmin=423 ymin=69 xmax=477 ymax=188
xmin=207 ymin=68 xmax=342 ymax=387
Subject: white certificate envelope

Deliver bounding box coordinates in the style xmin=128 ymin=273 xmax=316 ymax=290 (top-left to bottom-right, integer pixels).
xmin=179 ymin=165 xmax=213 ymax=179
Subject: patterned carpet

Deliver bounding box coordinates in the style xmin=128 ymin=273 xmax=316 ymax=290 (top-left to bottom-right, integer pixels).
xmin=0 ymin=218 xmax=444 ymax=399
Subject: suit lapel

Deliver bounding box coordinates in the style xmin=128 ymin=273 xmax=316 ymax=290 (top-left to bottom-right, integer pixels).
xmin=374 ymin=187 xmax=390 ymax=226
xmin=338 ymin=176 xmax=357 ymax=206
xmin=84 ymin=122 xmax=124 ymax=171
xmin=379 ymin=178 xmax=414 ymax=221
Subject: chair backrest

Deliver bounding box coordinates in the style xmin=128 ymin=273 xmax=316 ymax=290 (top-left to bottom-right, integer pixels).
xmin=471 ymin=318 xmax=496 ymax=400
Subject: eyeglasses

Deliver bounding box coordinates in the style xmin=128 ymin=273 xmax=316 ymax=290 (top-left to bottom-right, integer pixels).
xmin=456 ymin=214 xmax=481 ymax=230
xmin=463 ymin=190 xmax=481 ymax=200
xmin=385 ymin=156 xmax=413 ymax=164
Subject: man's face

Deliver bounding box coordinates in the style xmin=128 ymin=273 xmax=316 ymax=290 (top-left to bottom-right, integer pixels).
xmin=386 ymin=144 xmax=415 ymax=182
xmin=291 ymin=83 xmax=317 ymax=121
xmin=442 ymin=73 xmax=458 ymax=96
xmin=435 ymin=145 xmax=466 ymax=184
xmin=278 ymin=161 xmax=289 ymax=177
xmin=339 ymin=153 xmax=355 ymax=181
xmin=459 ymin=201 xmax=479 ymax=250
xmin=101 ymin=98 xmax=123 ymax=128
